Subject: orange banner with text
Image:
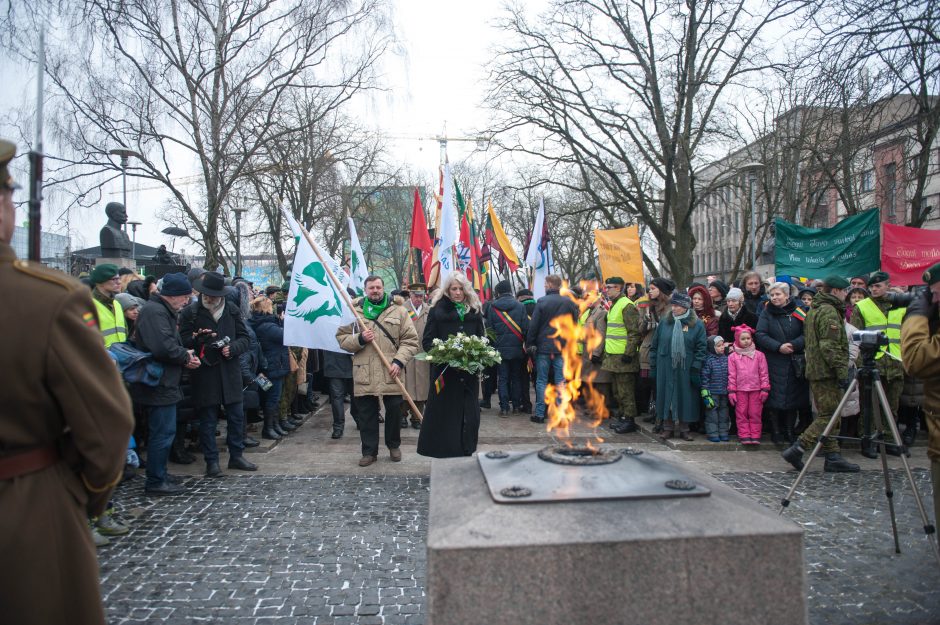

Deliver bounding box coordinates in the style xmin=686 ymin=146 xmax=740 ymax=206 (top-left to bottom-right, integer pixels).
xmin=593 ymin=226 xmax=645 ymax=284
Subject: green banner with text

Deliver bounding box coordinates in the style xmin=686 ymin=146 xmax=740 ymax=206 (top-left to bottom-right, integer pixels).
xmin=774 ymin=209 xmax=880 ymax=278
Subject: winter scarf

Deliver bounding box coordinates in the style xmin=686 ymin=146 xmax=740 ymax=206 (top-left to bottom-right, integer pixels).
xmin=453 ymin=300 xmax=466 ymax=321
xmin=202 ymin=296 xmax=225 ymax=322
xmin=362 ymin=294 xmax=389 ymax=320
xmin=732 ymin=324 xmax=756 ymax=358
xmin=671 ymin=309 xmax=692 ymax=369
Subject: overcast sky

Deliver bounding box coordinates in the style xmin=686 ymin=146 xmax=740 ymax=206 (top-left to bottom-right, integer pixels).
xmin=0 ymin=0 xmax=542 ymax=253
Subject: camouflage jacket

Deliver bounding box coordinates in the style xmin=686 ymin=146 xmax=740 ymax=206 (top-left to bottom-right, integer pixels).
xmin=805 ymin=291 xmax=849 ymax=382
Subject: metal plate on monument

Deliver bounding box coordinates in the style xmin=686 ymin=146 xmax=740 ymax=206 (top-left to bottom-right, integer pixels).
xmin=478 ymin=446 xmax=711 ymax=503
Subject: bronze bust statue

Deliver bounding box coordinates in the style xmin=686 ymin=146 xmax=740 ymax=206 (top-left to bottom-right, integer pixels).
xmin=99 ymin=202 xmax=133 ymax=258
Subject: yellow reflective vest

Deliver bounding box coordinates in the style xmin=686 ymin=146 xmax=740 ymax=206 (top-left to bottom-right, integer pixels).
xmin=93 ymin=297 xmax=127 ymax=348
xmin=855 ymin=297 xmax=904 ymax=361
xmin=604 ymin=296 xmax=635 ymax=355
xmin=576 ymin=307 xmax=591 ymax=355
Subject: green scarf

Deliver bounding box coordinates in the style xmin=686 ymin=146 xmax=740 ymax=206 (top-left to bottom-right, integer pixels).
xmin=362 ymin=294 xmax=389 ymax=320
xmin=454 ymin=300 xmax=466 ymax=321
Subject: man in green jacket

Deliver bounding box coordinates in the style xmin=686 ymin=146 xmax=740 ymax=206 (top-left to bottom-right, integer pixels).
xmin=900 ymin=262 xmax=940 ymax=527
xmin=782 ymin=275 xmax=859 ymax=473
xmin=597 ymin=277 xmax=641 ymax=434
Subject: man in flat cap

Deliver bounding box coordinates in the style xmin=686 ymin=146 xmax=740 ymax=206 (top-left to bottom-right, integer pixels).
xmin=900 ymin=262 xmax=940 ymax=526
xmin=0 ymin=139 xmax=134 ymax=624
xmin=783 ymin=275 xmax=859 ymax=473
xmin=850 ymin=270 xmax=907 ymax=457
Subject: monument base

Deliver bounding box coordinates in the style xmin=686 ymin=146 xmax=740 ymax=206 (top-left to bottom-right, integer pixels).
xmin=96 ymin=257 xmax=137 ymax=271
xmin=427 ymin=454 xmax=806 ymax=625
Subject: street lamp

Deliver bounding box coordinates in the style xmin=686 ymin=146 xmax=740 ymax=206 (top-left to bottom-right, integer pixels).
xmin=737 ymin=162 xmax=765 ymax=270
xmin=232 ymin=207 xmax=248 ymax=276
xmin=127 ymin=220 xmax=141 ymax=264
xmin=109 ymin=147 xmax=142 ymax=230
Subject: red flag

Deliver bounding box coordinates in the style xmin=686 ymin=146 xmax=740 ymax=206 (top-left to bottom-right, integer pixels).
xmin=410 ymin=187 xmax=434 ymax=281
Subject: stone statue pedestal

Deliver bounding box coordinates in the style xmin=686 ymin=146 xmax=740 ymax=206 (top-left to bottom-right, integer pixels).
xmin=427 ymin=454 xmax=807 ymax=625
xmin=96 ymin=257 xmax=137 ymax=271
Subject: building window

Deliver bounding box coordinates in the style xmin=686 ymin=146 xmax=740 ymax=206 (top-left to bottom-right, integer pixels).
xmin=861 ymin=169 xmax=874 ymax=193
xmin=884 ymin=162 xmax=897 ymax=223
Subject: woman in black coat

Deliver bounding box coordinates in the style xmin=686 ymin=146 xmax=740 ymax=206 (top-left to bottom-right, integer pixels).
xmin=755 ymin=282 xmax=810 ymax=444
xmin=416 ymin=272 xmax=486 ymax=458
xmin=249 ymin=297 xmax=291 ymax=439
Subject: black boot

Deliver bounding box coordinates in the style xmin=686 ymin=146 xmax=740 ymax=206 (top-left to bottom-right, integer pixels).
xmin=824 ymin=452 xmax=860 ymax=473
xmin=242 ymin=414 xmax=259 ymax=447
xmin=262 ymin=409 xmax=282 ymax=441
xmin=289 ymin=414 xmax=304 ymax=426
xmin=860 ymin=436 xmax=879 ymax=459
xmin=613 ymin=417 xmax=638 ymax=434
xmin=901 ymin=422 xmax=918 ymax=447
xmin=279 ymin=418 xmax=297 ymax=432
xmin=331 ymin=426 xmax=343 ymax=439
xmin=169 ymin=430 xmax=195 ymax=464
xmin=782 ymin=441 xmax=805 ymax=470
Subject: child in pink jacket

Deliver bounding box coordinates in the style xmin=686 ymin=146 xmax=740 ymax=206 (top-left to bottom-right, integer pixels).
xmin=728 ymin=324 xmax=770 ymax=445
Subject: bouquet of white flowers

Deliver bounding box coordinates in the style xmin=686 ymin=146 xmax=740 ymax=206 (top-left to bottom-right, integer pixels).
xmin=414 ymin=332 xmax=501 ymax=374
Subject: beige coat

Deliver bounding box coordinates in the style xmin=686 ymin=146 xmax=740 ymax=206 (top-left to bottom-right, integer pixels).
xmin=584 ymin=302 xmax=612 ymax=384
xmin=404 ymin=303 xmax=431 ymax=402
xmin=336 ymin=296 xmax=420 ymax=397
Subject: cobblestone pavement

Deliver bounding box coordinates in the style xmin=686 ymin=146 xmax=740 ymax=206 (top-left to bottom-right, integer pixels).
xmin=102 ymin=468 xmax=939 ymax=625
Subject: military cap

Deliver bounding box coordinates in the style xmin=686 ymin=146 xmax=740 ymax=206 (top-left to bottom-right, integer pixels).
xmin=89 ymin=263 xmax=120 ymax=284
xmin=407 ymin=282 xmax=427 ymax=293
xmin=605 ymin=276 xmax=625 ymax=285
xmin=0 ymin=139 xmax=19 ymax=191
xmin=822 ymin=275 xmax=850 ymax=289
xmin=867 ymin=271 xmax=890 ymax=286
xmin=923 ymin=262 xmax=940 ymax=286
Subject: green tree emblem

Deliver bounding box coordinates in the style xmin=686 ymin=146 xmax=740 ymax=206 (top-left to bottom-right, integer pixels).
xmin=290 ymin=261 xmax=343 ymax=323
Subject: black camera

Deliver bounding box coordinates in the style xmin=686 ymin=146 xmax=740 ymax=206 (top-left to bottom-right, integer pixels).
xmin=851 ymin=330 xmax=889 ymax=347
xmin=884 ymin=291 xmax=916 ymax=308
xmin=210 ymin=336 xmax=231 ymax=349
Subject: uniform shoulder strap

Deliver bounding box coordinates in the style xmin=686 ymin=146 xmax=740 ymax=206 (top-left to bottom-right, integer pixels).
xmin=12 ymin=259 xmax=82 ymax=291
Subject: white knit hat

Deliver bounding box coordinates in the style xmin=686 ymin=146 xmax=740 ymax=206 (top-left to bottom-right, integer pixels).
xmin=726 ymin=287 xmax=744 ymax=301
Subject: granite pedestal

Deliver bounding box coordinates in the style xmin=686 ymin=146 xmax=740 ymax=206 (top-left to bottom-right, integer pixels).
xmin=95 ymin=256 xmax=137 ymax=271
xmin=427 ymin=454 xmax=807 ymax=625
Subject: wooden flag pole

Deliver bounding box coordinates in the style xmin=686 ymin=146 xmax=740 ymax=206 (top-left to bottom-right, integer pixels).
xmin=294 ymin=220 xmax=423 ymax=420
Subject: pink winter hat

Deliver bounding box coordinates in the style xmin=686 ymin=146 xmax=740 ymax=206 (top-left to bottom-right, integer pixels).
xmin=732 ymin=324 xmax=755 ymax=347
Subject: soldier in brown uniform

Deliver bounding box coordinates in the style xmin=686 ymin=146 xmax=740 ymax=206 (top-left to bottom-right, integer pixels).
xmin=0 ymin=139 xmax=134 ymax=624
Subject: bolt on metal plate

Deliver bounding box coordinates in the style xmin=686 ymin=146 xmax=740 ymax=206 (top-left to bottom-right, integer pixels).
xmin=478 ymin=446 xmax=710 ymax=504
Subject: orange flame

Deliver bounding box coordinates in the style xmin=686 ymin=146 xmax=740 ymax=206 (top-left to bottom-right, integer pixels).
xmin=544 ymin=283 xmax=609 ymax=445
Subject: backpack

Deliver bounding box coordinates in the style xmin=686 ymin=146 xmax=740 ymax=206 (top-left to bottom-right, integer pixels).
xmin=107 ymin=341 xmax=165 ymax=386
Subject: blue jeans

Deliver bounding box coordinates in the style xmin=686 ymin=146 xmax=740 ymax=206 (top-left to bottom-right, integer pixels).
xmin=260 ymin=376 xmax=284 ymax=412
xmin=535 ymin=353 xmax=565 ymax=418
xmin=704 ymin=395 xmax=730 ymax=439
xmin=198 ymin=402 xmax=246 ymax=464
xmin=497 ymin=358 xmax=524 ymax=411
xmin=146 ymin=404 xmax=177 ymax=488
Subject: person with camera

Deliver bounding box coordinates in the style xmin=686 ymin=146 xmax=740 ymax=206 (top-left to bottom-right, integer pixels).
xmin=900 ymin=262 xmax=940 ymax=529
xmin=849 ymin=271 xmax=906 ymax=457
xmin=179 ymin=271 xmax=256 ymax=477
xmin=782 ymin=275 xmax=859 ymax=473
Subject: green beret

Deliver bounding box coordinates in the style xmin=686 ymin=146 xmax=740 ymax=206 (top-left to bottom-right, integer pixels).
xmin=605 ymin=276 xmax=625 ymax=286
xmin=867 ymin=271 xmax=890 ymax=286
xmin=923 ymin=262 xmax=940 ymax=286
xmin=90 ymin=263 xmax=120 ymax=284
xmin=822 ymin=275 xmax=850 ymax=289
xmin=0 ymin=139 xmax=18 ymax=191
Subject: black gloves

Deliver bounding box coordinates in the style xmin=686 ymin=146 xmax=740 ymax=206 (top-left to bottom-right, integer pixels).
xmin=620 ymin=354 xmax=633 ymax=364
xmin=904 ymin=289 xmax=936 ymax=320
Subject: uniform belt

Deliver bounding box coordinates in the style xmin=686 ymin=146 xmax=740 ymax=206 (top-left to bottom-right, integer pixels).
xmin=0 ymin=445 xmax=59 ymax=480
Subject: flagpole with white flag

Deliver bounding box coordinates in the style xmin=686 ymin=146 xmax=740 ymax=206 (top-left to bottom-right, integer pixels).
xmin=280 ymin=205 xmax=423 ymax=419
xmin=436 ymin=163 xmax=459 ymax=286
xmin=347 ymin=214 xmax=369 ymax=295
xmin=525 ymin=198 xmax=554 ymax=298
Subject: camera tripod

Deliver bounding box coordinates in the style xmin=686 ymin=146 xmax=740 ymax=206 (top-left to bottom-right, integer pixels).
xmin=779 ymin=345 xmax=940 ymax=568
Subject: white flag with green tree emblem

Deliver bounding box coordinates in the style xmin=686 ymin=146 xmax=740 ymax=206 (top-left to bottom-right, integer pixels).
xmin=347 ymin=216 xmax=370 ymax=296
xmin=281 ymin=208 xmax=355 ymax=352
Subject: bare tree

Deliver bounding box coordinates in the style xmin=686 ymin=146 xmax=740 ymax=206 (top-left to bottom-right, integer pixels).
xmin=487 ymin=0 xmax=804 ymax=286
xmin=10 ymin=0 xmax=391 ymax=270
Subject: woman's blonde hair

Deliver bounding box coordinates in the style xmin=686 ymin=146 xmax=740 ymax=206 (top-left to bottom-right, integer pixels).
xmin=250 ymin=296 xmax=273 ymax=315
xmin=431 ymin=271 xmax=481 ymax=312
xmin=119 ymin=272 xmax=144 ymax=292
